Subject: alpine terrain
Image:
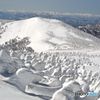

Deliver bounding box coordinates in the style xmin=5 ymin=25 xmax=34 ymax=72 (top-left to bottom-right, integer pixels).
xmin=0 ymin=17 xmax=100 ymax=100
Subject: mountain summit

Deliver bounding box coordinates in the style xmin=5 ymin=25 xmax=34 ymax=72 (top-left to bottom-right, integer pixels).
xmin=0 ymin=17 xmax=100 ymax=52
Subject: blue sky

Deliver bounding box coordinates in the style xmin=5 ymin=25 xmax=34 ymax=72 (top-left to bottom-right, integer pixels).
xmin=0 ymin=0 xmax=100 ymax=14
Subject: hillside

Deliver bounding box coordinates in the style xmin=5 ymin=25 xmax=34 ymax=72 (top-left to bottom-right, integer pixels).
xmin=0 ymin=17 xmax=100 ymax=52
xmin=0 ymin=17 xmax=100 ymax=100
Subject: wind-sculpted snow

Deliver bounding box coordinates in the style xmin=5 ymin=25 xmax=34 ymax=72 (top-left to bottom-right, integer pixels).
xmin=0 ymin=46 xmax=100 ymax=100
xmin=51 ymin=81 xmax=82 ymax=100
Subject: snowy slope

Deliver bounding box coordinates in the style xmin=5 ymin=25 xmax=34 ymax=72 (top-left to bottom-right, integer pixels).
xmin=0 ymin=76 xmax=43 ymax=100
xmin=0 ymin=17 xmax=100 ymax=52
xmin=1 ymin=17 xmax=100 ymax=100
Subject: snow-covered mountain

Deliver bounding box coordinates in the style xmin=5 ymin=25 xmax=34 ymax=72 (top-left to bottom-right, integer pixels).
xmin=1 ymin=17 xmax=100 ymax=100
xmin=0 ymin=17 xmax=100 ymax=52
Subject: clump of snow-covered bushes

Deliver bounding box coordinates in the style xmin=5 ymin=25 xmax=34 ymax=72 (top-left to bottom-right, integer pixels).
xmin=0 ymin=37 xmax=100 ymax=100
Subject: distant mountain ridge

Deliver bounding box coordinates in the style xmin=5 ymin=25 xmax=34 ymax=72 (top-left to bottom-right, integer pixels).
xmin=0 ymin=11 xmax=100 ymax=27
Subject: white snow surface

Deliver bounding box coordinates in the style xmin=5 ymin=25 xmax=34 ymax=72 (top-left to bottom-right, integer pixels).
xmin=0 ymin=18 xmax=100 ymax=100
xmin=0 ymin=17 xmax=100 ymax=52
xmin=0 ymin=77 xmax=43 ymax=100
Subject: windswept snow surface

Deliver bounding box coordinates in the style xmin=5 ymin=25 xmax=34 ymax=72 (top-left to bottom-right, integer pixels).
xmin=0 ymin=77 xmax=43 ymax=100
xmin=0 ymin=17 xmax=100 ymax=51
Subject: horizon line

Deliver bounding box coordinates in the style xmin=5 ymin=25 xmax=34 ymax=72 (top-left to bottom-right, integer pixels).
xmin=0 ymin=9 xmax=100 ymax=17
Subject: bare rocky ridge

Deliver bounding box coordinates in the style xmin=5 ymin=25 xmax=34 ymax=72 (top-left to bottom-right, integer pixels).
xmin=78 ymin=24 xmax=100 ymax=38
